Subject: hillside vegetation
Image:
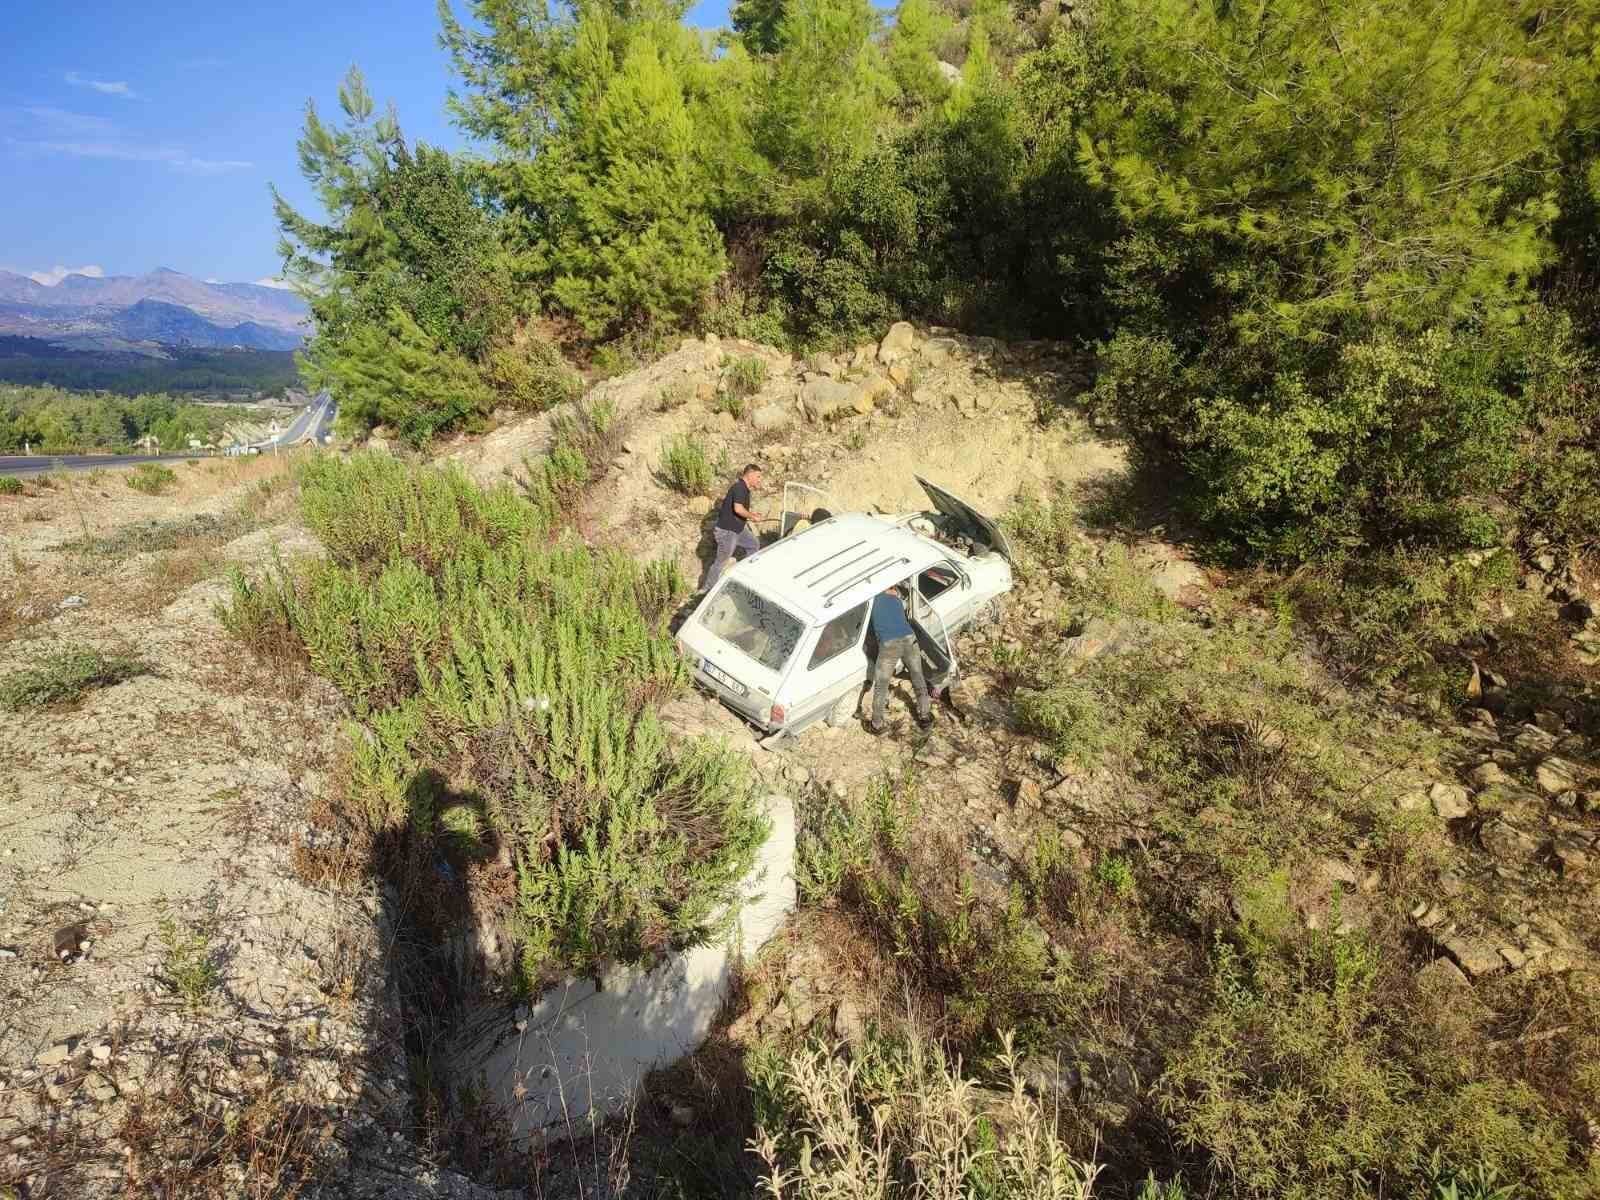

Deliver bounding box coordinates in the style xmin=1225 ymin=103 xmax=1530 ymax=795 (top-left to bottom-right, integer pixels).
xmin=232 ymin=0 xmax=1600 ymax=1195
xmin=0 ymin=383 xmax=270 ymax=454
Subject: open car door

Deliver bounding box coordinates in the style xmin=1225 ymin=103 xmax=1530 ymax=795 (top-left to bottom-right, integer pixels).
xmin=779 ymin=482 xmax=835 ymax=538
xmin=914 ymin=475 xmax=1014 ymax=561
xmin=908 ymin=590 xmax=959 ymax=693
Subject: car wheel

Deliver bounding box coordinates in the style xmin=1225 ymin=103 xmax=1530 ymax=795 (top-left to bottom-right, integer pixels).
xmin=826 ymin=688 xmax=860 ymax=728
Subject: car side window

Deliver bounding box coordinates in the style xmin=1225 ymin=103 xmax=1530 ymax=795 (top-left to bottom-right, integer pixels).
xmin=918 ymin=563 xmax=963 ymax=600
xmin=808 ymin=602 xmax=868 ymax=670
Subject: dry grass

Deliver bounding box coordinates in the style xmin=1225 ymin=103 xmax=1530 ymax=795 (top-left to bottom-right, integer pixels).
xmin=2 ymin=1031 xmax=339 ymax=1200
xmin=752 ymin=1031 xmax=1099 ymax=1200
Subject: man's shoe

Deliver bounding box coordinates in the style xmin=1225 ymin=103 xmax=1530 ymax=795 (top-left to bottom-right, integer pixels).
xmin=865 ymin=721 xmax=887 ymax=736
xmin=914 ymin=710 xmax=934 ymax=729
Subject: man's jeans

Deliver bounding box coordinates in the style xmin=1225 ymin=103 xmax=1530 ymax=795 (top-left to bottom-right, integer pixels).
xmin=872 ymin=634 xmax=930 ymax=727
xmin=704 ymin=526 xmax=759 ymax=590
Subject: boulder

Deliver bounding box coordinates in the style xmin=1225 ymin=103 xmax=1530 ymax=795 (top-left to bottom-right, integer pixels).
xmin=877 ymin=321 xmax=918 ymax=365
xmin=1429 ymin=782 xmax=1472 ymax=820
xmin=910 ymin=385 xmax=939 ymax=406
xmin=888 ymin=362 xmax=912 ymax=387
xmin=1536 ymin=757 xmax=1579 ymax=796
xmin=920 ymin=337 xmax=959 ymax=367
xmin=856 ymin=374 xmax=895 ymax=409
xmin=1470 ymin=761 xmax=1511 ymax=788
xmin=801 ymin=377 xmax=856 ymax=423
xmin=1551 ymin=835 xmax=1593 ymax=876
xmin=1147 ymin=558 xmax=1209 ymax=605
xmin=751 ymin=403 xmax=794 ymax=433
xmin=1439 ymin=935 xmax=1503 ymax=979
xmin=1480 ymin=817 xmax=1540 ymax=864
xmin=687 ymin=495 xmax=714 ymax=516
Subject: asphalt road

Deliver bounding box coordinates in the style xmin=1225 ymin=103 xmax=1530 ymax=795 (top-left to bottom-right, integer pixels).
xmin=1 ymin=391 xmax=339 ymax=476
xmin=254 ymin=391 xmax=333 ymax=448
xmin=0 ymin=452 xmax=202 ymax=478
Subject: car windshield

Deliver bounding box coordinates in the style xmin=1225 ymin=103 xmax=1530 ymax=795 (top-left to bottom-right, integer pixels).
xmin=699 ymin=580 xmax=803 ymax=673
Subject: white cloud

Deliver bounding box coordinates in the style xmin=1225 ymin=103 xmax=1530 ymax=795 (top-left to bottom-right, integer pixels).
xmin=65 ymin=71 xmax=140 ymax=100
xmin=21 ymin=139 xmax=253 ymax=174
xmin=253 ymin=277 xmax=296 ymax=290
xmin=28 ymin=264 xmax=106 ymax=286
xmin=20 ymin=105 xmax=115 ymax=137
xmin=204 ymin=277 xmax=221 ymax=283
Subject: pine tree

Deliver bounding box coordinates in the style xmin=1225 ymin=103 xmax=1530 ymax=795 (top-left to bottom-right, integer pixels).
xmin=1081 ymin=0 xmax=1566 ymax=343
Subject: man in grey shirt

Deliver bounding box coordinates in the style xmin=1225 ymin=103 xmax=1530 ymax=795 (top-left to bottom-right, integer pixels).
xmin=868 ymin=584 xmax=932 ymax=734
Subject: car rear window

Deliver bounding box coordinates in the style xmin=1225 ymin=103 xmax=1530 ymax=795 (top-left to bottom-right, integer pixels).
xmin=699 ymin=580 xmax=803 ymax=673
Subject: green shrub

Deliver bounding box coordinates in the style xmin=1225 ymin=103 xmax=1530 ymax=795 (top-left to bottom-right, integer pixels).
xmin=1092 ymin=853 xmax=1135 ymax=899
xmin=1157 ymin=934 xmax=1585 ymax=1200
xmin=661 ymin=433 xmax=716 ymax=496
xmin=221 ymin=454 xmax=769 ymax=988
xmin=127 ymin=464 xmax=178 ymax=496
xmin=722 ymin=354 xmax=768 ymax=399
xmin=712 ymin=389 xmax=748 ymax=420
xmin=795 ymin=777 xmax=1068 ymax=1042
xmin=216 ymin=553 xmax=302 ymax=659
xmin=485 ymin=336 xmax=582 ymax=412
xmin=0 ymin=476 xmax=23 ymax=496
xmin=0 ymin=645 xmax=149 ymax=710
xmin=1090 ymin=327 xmax=1524 ymax=565
xmin=157 ymin=914 xmax=219 ymax=1008
xmin=549 ymin=395 xmax=625 ymax=468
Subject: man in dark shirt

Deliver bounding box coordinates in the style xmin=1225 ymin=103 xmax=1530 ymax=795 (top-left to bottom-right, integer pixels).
xmin=703 ymin=463 xmax=764 ymax=590
xmin=868 ymin=584 xmax=932 ymax=734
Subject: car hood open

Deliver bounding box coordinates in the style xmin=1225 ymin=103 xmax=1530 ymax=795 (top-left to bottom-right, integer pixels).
xmin=915 ymin=475 xmax=1014 ymax=561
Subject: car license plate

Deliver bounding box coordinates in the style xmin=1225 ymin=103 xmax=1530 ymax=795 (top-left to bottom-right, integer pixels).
xmin=702 ymin=661 xmax=747 ymax=696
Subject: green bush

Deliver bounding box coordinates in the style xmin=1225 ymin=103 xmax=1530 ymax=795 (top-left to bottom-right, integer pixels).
xmin=222 ymin=454 xmax=768 ymax=987
xmin=713 ymin=389 xmax=748 ymax=420
xmin=661 ymin=433 xmax=716 ymax=496
xmin=126 ymin=463 xmax=178 ymax=496
xmin=485 ymin=336 xmax=582 ymax=412
xmin=0 ymin=644 xmax=149 ymax=710
xmin=796 ymin=777 xmax=1069 ymax=1042
xmin=1090 ymin=327 xmax=1523 ymax=564
xmin=1158 ymin=934 xmax=1584 ymax=1200
xmin=0 ymin=476 xmax=23 ymax=495
xmin=216 ymin=552 xmax=303 ymax=659
xmin=722 ymin=355 xmax=768 ymax=399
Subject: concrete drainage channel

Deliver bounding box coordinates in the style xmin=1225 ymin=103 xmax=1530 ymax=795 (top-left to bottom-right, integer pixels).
xmin=443 ymin=793 xmax=797 ymax=1144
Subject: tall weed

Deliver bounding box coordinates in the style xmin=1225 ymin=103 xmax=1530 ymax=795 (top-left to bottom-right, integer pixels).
xmin=221 ymin=453 xmax=767 ymax=987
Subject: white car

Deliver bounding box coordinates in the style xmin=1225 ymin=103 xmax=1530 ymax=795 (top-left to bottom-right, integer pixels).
xmin=676 ymin=477 xmax=1014 ymax=739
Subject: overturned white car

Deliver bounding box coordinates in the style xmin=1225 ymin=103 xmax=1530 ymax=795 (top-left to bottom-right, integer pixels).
xmin=676 ymin=476 xmax=1013 ymax=739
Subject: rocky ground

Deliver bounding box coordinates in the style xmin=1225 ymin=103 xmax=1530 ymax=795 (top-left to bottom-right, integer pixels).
xmin=0 ymin=460 xmax=512 ymax=1198
xmin=3 ymin=320 xmax=1597 ymax=1196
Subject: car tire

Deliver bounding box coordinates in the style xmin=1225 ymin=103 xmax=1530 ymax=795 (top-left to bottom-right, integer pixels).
xmin=826 ymin=688 xmax=860 ymax=728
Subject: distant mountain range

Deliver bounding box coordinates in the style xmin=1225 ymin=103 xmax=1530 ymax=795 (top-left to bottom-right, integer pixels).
xmin=0 ymin=267 xmax=309 ymax=353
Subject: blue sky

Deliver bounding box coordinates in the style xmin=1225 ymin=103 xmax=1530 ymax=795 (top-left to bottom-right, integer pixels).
xmin=0 ymin=0 xmax=733 ymax=287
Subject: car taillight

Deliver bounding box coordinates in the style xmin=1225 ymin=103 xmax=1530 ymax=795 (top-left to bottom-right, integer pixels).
xmin=769 ymin=703 xmax=786 ymax=725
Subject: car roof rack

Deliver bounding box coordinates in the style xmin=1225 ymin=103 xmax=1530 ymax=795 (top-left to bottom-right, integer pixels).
xmin=822 ymin=554 xmax=911 ymax=608
xmin=793 ymin=539 xmax=869 ymax=582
